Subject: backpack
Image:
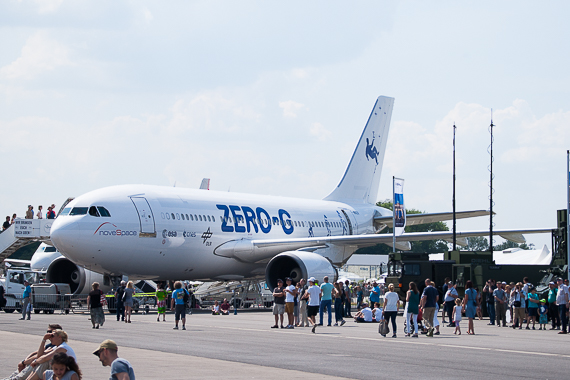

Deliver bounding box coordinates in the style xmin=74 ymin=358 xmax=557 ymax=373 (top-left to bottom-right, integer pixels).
xmin=183 ymin=289 xmax=189 ymax=304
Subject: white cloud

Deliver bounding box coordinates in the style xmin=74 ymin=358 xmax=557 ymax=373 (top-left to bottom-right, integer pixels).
xmin=309 ymin=122 xmax=331 ymax=141
xmin=279 ymin=100 xmax=305 ymax=118
xmin=33 ymin=0 xmax=64 ymax=13
xmin=0 ymin=31 xmax=72 ymax=80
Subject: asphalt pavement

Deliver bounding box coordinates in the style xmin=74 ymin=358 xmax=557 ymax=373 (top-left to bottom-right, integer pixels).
xmin=1 ymin=309 xmax=568 ymax=380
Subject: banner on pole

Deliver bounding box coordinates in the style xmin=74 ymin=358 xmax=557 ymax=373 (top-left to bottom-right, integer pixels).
xmin=393 ymin=178 xmax=406 ymax=236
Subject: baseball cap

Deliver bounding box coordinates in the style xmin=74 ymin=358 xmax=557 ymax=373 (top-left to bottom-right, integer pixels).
xmin=93 ymin=339 xmax=118 ymax=356
xmin=308 ymin=277 xmax=316 ymax=283
xmin=285 ymin=277 xmax=292 ymax=281
xmin=277 ymin=279 xmax=283 ymax=283
xmin=549 ymin=281 xmax=555 ymax=285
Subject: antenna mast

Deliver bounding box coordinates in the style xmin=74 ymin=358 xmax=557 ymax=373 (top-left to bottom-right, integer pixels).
xmin=489 ymin=112 xmax=495 ymax=252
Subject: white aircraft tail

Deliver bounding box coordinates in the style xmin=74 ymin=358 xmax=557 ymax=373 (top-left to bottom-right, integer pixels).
xmin=324 ymin=96 xmax=394 ymax=204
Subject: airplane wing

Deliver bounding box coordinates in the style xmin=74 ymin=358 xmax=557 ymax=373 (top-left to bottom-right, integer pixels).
xmin=214 ymin=228 xmax=553 ymax=263
xmin=375 ymin=210 xmax=492 ymax=227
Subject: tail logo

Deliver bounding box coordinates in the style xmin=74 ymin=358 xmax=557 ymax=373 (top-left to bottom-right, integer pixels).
xmin=365 ymin=131 xmax=379 ymax=165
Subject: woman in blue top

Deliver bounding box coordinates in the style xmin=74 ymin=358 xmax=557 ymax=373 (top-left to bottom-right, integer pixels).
xmin=526 ymin=287 xmax=540 ymax=330
xmin=462 ymin=281 xmax=478 ymax=335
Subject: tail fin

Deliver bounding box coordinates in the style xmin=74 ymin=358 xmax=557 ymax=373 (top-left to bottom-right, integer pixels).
xmin=324 ymin=96 xmax=394 ymax=204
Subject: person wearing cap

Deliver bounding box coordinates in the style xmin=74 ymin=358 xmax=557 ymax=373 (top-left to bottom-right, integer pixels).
xmin=493 ymin=281 xmax=507 ymax=327
xmin=538 ymin=298 xmax=548 ymax=330
xmin=283 ymin=277 xmax=297 ymax=329
xmin=94 ymin=339 xmax=135 ymax=380
xmin=319 ymin=276 xmax=334 ymax=326
xmin=19 ymin=280 xmax=32 ymax=320
xmin=25 ymin=205 xmax=34 ymax=219
xmin=305 ymin=277 xmax=321 ymax=333
xmin=555 ymin=277 xmax=569 ymax=334
xmin=547 ymin=281 xmax=560 ymax=330
xmin=271 ymin=279 xmax=286 ymax=328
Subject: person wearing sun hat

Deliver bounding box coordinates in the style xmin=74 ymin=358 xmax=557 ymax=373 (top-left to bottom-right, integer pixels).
xmin=93 ymin=339 xmax=135 ymax=380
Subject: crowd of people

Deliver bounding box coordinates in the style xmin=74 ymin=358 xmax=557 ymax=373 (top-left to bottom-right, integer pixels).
xmin=269 ymin=275 xmax=570 ymax=337
xmin=3 ymin=323 xmax=134 ymax=380
xmin=2 ymin=204 xmax=57 ymax=232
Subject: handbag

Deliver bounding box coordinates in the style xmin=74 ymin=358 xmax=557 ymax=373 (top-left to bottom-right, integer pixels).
xmin=378 ymin=319 xmax=390 ymax=336
xmin=100 ymin=291 xmax=107 ymax=306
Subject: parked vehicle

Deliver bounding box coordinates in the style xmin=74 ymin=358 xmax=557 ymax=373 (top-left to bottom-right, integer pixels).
xmin=31 ymin=283 xmax=72 ymax=314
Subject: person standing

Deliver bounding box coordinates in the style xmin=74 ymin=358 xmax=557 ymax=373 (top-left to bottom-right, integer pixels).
xmin=441 ymin=277 xmax=450 ymax=323
xmin=463 ymin=280 xmax=478 ymax=335
xmin=306 ymin=277 xmax=321 ymax=333
xmin=170 ymin=281 xmax=188 ymax=330
xmin=123 ymin=281 xmax=135 ymax=324
xmin=155 ymin=284 xmax=167 ymax=322
xmin=483 ymin=279 xmax=497 ymax=325
xmin=87 ymin=282 xmax=105 ymax=329
xmin=493 ymin=282 xmax=507 ymax=327
xmin=20 ymin=280 xmax=32 ymax=320
xmin=298 ymin=278 xmax=308 ymax=327
xmin=453 ymin=298 xmax=463 ymax=335
xmin=511 ymin=283 xmax=525 ymax=329
xmin=383 ymin=283 xmax=399 ymax=338
xmin=36 ymin=206 xmax=43 ymax=219
xmin=444 ymin=282 xmax=458 ymax=327
xmin=319 ymin=276 xmax=334 ymax=326
xmin=114 ymin=281 xmax=126 ymax=322
xmin=2 ymin=216 xmax=10 ymax=231
xmin=271 ymin=279 xmax=285 ymax=329
xmin=11 ymin=213 xmax=17 ymax=224
xmin=547 ymin=281 xmax=560 ymax=330
xmin=93 ymin=339 xmax=135 ymax=380
xmin=332 ymin=281 xmax=346 ymax=327
xmin=420 ymin=278 xmax=439 ymax=337
xmin=283 ymin=277 xmax=297 ymax=329
xmin=344 ymin=280 xmax=352 ymax=318
xmin=406 ymin=282 xmax=420 ymax=337
xmin=47 ymin=206 xmax=56 ymax=219
xmin=356 ymin=286 xmax=364 ymax=310
xmin=25 ymin=206 xmax=34 ymax=219
xmin=556 ymin=277 xmax=570 ymax=334
xmin=369 ymin=281 xmax=380 ymax=310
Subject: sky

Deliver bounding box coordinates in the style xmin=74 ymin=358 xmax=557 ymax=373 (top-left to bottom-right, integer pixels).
xmin=1 ymin=1 xmax=569 ymax=251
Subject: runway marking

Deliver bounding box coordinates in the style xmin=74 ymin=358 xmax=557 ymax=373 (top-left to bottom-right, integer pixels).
xmin=184 ymin=322 xmax=570 ymax=359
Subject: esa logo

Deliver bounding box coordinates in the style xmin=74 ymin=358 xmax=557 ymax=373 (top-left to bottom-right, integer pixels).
xmin=216 ymin=204 xmax=294 ymax=235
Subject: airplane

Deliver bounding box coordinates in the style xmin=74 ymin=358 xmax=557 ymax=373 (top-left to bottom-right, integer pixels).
xmin=49 ymin=96 xmax=552 ymax=290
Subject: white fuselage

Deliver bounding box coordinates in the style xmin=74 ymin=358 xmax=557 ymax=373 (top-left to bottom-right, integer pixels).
xmin=50 ymin=184 xmax=388 ymax=281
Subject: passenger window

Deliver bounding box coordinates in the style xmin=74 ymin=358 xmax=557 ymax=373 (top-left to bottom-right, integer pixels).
xmin=212 ymin=216 xmax=215 ymax=222
xmin=171 ymin=213 xmax=175 ymax=220
xmin=186 ymin=214 xmax=189 ymax=220
xmin=194 ymin=214 xmax=198 ymax=221
xmin=181 ymin=214 xmax=185 ymax=220
xmin=207 ymin=215 xmax=211 ymax=222
xmin=89 ymin=206 xmax=100 ymax=217
xmin=176 ymin=213 xmax=180 ymax=220
xmin=97 ymin=207 xmax=111 ymax=217
xmin=199 ymin=215 xmax=202 ymax=221
xmin=166 ymin=213 xmax=170 ymax=220
xmin=70 ymin=207 xmax=88 ymax=215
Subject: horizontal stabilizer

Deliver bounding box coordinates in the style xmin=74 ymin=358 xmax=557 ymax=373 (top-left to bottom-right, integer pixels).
xmin=497 ymin=233 xmax=525 ymax=244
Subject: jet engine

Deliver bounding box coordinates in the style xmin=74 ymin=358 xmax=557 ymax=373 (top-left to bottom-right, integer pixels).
xmin=46 ymin=257 xmax=109 ymax=295
xmin=265 ymin=251 xmax=337 ymax=289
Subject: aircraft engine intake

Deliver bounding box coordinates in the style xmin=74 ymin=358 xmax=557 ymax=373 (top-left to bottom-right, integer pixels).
xmin=265 ymin=251 xmax=337 ymax=289
xmin=46 ymin=257 xmax=87 ymax=295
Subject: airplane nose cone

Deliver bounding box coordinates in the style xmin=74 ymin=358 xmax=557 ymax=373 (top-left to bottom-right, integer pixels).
xmin=50 ymin=217 xmax=79 ymax=254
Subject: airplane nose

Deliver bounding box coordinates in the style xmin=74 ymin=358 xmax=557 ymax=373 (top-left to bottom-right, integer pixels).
xmin=49 ymin=217 xmax=79 ymax=254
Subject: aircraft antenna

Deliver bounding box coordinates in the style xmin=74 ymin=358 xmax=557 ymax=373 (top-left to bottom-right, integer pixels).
xmin=488 ymin=111 xmax=495 ymax=252
xmin=452 ymin=123 xmax=457 ymax=251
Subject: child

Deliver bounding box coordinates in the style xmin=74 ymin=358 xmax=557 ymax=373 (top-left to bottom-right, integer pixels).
xmin=42 ymin=352 xmax=82 ymax=380
xmin=538 ymin=299 xmax=548 ymax=330
xmin=453 ymin=298 xmax=462 ymax=335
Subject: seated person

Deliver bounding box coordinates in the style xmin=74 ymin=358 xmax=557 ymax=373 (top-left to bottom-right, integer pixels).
xmin=372 ymin=302 xmax=383 ymax=322
xmin=220 ymin=299 xmax=230 ymax=315
xmin=354 ymin=303 xmax=374 ymax=323
xmin=27 ymin=329 xmax=76 ymax=380
xmin=7 ymin=324 xmax=62 ymax=380
xmin=212 ymin=300 xmax=220 ymax=315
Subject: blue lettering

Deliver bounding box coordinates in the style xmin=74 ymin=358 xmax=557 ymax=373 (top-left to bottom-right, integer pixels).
xmin=217 ymin=204 xmax=233 ymax=232
xmin=279 ymin=209 xmax=294 ymax=235
xmin=229 ymin=205 xmax=246 ymax=233
xmin=241 ymin=206 xmax=258 ymax=233
xmin=256 ymin=207 xmax=271 ymax=234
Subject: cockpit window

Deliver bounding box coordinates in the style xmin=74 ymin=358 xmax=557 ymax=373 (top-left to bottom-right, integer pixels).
xmin=89 ymin=206 xmax=100 ymax=217
xmin=61 ymin=207 xmax=71 ymax=216
xmin=97 ymin=207 xmax=111 ymax=217
xmin=70 ymin=207 xmax=88 ymax=215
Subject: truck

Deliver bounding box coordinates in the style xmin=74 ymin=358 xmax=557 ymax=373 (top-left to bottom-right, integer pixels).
xmin=0 ymin=267 xmax=42 ymax=313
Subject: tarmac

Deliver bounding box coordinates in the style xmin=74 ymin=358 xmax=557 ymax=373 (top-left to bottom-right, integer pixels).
xmin=1 ymin=309 xmax=569 ymax=380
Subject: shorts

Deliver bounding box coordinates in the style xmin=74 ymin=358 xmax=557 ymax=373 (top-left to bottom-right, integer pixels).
xmin=307 ymin=305 xmax=319 ymax=317
xmin=273 ymin=303 xmax=285 ymax=315
xmin=285 ymin=302 xmax=294 ymax=314
xmin=175 ymin=304 xmax=186 ymax=321
xmin=528 ymin=308 xmax=538 ymax=317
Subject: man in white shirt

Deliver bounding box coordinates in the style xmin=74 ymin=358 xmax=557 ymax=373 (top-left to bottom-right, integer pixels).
xmin=556 ymin=277 xmax=570 ymax=334
xmin=354 ymin=303 xmax=373 ymax=322
xmin=305 ymin=277 xmax=321 ymax=333
xmin=283 ymin=277 xmax=297 ymax=329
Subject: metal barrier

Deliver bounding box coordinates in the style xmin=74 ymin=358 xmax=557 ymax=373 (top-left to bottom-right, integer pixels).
xmin=31 ymin=293 xmax=72 ymax=314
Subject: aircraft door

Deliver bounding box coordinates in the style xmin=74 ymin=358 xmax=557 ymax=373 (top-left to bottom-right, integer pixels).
xmin=130 ymin=197 xmax=156 ymax=237
xmin=340 ymin=209 xmax=356 ymax=235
